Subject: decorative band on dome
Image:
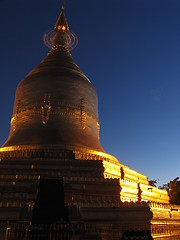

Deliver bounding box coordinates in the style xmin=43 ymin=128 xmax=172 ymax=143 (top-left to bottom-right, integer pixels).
xmin=43 ymin=29 xmax=78 ymax=51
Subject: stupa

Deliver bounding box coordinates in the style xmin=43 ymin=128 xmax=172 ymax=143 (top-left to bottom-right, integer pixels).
xmin=0 ymin=2 xmax=179 ymax=239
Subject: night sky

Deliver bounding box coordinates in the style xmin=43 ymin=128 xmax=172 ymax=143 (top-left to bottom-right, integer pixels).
xmin=0 ymin=0 xmax=180 ymax=186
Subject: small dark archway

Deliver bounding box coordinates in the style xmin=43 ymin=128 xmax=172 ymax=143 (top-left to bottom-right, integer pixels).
xmin=32 ymin=178 xmax=68 ymax=225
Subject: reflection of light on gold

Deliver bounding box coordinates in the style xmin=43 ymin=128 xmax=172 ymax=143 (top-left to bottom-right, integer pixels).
xmin=11 ymin=117 xmax=15 ymax=124
xmin=153 ymin=234 xmax=171 ymax=238
xmin=102 ymin=159 xmax=169 ymax=204
xmin=11 ymin=116 xmax=16 ymax=132
xmin=5 ymin=227 xmax=11 ymax=240
xmin=0 ymin=145 xmax=170 ymax=205
xmin=74 ymin=150 xmax=119 ymax=164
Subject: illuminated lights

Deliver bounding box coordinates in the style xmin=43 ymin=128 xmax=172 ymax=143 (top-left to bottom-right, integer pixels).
xmin=57 ymin=25 xmax=66 ymax=31
xmin=62 ymin=26 xmax=66 ymax=31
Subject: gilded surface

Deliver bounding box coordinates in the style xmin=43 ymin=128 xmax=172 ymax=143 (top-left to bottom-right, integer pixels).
xmin=81 ymin=98 xmax=86 ymax=129
xmin=3 ymin=42 xmax=103 ymax=152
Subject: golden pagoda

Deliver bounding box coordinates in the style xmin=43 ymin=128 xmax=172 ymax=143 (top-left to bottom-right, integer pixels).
xmin=0 ymin=2 xmax=179 ymax=239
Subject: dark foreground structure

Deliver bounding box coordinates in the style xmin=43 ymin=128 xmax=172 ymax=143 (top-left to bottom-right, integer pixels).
xmin=0 ymin=3 xmax=180 ymax=240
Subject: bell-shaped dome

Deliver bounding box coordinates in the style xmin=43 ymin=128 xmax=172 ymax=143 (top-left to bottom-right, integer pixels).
xmin=2 ymin=6 xmax=104 ymax=153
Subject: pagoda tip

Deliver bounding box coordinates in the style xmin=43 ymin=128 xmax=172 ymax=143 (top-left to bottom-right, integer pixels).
xmin=62 ymin=0 xmax=65 ymax=11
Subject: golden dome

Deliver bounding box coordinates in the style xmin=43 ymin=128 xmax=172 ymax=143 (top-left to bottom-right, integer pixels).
xmin=2 ymin=6 xmax=104 ymax=153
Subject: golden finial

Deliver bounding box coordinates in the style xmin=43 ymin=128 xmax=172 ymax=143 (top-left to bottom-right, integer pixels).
xmin=43 ymin=0 xmax=78 ymax=51
xmin=62 ymin=0 xmax=65 ymax=11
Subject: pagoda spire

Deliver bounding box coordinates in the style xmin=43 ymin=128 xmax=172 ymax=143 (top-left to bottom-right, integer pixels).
xmin=62 ymin=0 xmax=65 ymax=11
xmin=54 ymin=0 xmax=69 ymax=32
xmin=43 ymin=1 xmax=78 ymax=51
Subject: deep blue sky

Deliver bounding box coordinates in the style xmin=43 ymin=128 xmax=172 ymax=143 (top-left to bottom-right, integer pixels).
xmin=0 ymin=0 xmax=180 ymax=186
